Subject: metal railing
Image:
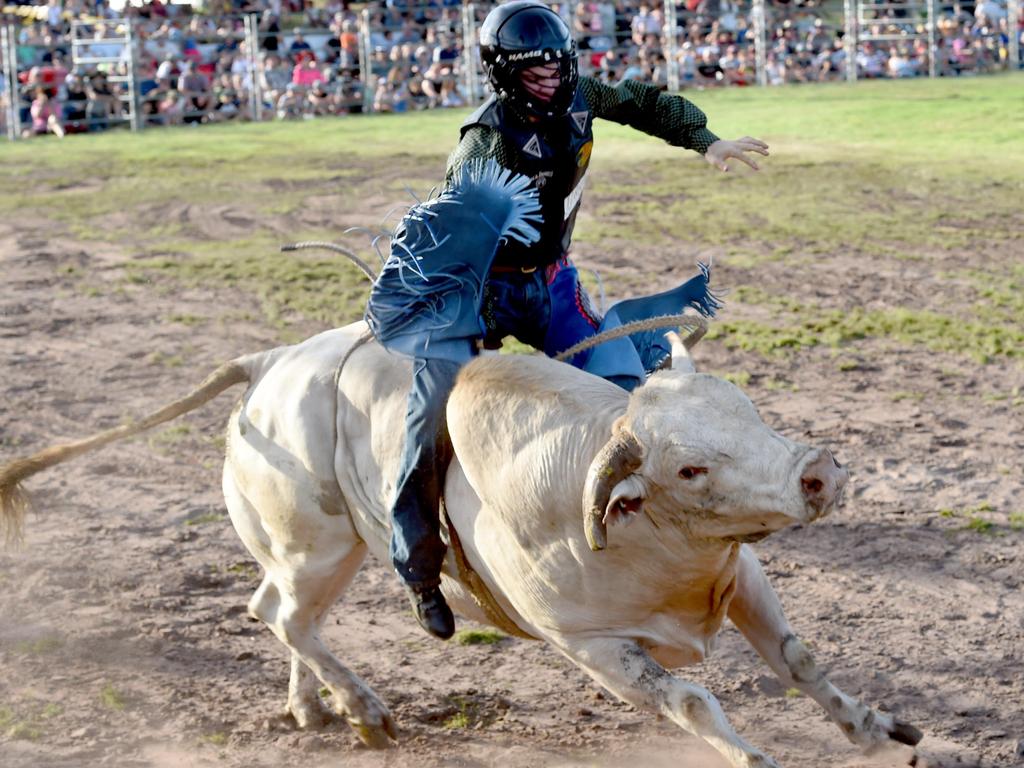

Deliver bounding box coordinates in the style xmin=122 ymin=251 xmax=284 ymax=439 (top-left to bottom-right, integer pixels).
xmin=1 ymin=24 xmax=20 ymax=140
xmin=3 ymin=0 xmax=1022 ymax=140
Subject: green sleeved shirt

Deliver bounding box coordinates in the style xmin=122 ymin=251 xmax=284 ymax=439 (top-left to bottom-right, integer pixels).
xmin=446 ymin=76 xmax=720 ymax=180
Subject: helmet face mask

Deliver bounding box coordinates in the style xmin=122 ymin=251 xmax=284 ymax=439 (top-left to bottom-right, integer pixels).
xmin=479 ymin=1 xmax=579 ymax=120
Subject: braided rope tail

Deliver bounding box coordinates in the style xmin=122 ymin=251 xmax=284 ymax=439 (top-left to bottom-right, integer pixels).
xmin=0 ymin=359 xmax=254 ymax=547
xmin=553 ymin=313 xmax=709 ymax=363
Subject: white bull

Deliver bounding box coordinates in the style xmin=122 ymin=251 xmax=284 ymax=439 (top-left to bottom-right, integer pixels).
xmin=0 ymin=321 xmax=922 ymax=768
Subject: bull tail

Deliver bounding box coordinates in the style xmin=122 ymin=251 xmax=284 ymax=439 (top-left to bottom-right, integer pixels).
xmin=1 ymin=355 xmax=259 ymax=546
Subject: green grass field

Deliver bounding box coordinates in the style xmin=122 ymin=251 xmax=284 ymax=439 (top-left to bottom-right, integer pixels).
xmin=3 ymin=75 xmax=1022 ymax=351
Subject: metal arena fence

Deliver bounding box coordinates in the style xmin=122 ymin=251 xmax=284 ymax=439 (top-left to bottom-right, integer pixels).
xmin=2 ymin=0 xmax=1022 ymax=140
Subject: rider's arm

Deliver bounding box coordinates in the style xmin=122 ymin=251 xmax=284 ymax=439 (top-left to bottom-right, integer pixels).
xmin=445 ymin=125 xmax=519 ymax=184
xmin=578 ymin=75 xmax=720 ymax=154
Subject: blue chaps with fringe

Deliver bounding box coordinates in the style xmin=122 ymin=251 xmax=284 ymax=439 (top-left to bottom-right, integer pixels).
xmin=389 ymin=269 xmax=552 ymax=587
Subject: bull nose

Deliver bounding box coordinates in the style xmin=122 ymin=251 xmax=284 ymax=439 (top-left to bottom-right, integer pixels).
xmin=800 ymin=449 xmax=849 ymax=518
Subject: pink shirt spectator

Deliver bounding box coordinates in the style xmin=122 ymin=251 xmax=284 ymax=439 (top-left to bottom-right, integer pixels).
xmin=31 ymin=97 xmax=59 ymax=133
xmin=292 ymin=61 xmax=323 ymax=87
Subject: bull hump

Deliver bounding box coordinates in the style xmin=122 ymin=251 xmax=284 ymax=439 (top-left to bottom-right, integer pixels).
xmin=458 ymin=356 xmax=624 ymax=405
xmin=451 ymin=357 xmax=626 ymax=456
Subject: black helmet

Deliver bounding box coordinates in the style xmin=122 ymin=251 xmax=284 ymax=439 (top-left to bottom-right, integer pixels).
xmin=479 ymin=1 xmax=579 ymax=120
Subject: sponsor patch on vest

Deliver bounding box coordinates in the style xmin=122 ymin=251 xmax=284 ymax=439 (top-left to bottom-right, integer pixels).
xmin=563 ymin=170 xmax=588 ymax=220
xmin=576 ymin=140 xmax=593 ymax=168
xmin=522 ymin=134 xmax=542 ymax=158
xmin=571 ymin=110 xmax=589 ymax=134
xmin=533 ymin=170 xmax=554 ymax=189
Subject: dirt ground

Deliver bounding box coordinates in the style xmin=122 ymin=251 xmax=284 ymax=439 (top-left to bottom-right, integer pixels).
xmin=1 ymin=170 xmax=1022 ymax=768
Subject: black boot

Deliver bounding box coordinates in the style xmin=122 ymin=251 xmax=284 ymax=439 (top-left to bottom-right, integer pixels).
xmin=405 ymin=583 xmax=455 ymax=640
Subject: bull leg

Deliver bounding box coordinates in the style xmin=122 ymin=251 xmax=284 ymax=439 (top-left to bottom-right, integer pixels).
xmin=286 ymin=652 xmax=334 ymax=729
xmin=728 ymin=546 xmax=922 ymax=757
xmin=284 ymin=566 xmax=371 ymax=730
xmin=559 ymin=636 xmax=779 ymax=768
xmin=249 ymin=575 xmax=329 ymax=728
xmin=248 ymin=549 xmax=397 ymax=748
xmin=226 ymin=467 xmax=396 ymax=747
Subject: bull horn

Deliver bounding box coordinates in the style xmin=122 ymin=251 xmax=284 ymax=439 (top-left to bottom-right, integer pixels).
xmin=582 ymin=431 xmax=643 ymax=551
xmin=666 ymin=332 xmax=695 ymax=374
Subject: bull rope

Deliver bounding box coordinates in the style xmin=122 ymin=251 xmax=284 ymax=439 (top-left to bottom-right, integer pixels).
xmin=280 ymin=241 xmax=378 ymax=282
xmin=553 ymin=313 xmax=707 ymax=362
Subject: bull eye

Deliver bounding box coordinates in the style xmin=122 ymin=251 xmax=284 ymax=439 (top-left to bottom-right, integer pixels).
xmin=678 ymin=466 xmax=708 ymax=480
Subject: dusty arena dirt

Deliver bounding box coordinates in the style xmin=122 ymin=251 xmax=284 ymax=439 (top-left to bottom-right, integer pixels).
xmin=1 ymin=159 xmax=1022 ymax=768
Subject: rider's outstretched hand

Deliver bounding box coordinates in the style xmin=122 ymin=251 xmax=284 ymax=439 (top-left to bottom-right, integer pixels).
xmin=704 ymin=137 xmax=770 ymax=172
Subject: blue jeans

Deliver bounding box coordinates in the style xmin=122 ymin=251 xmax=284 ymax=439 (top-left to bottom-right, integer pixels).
xmin=390 ymin=270 xmax=552 ymax=587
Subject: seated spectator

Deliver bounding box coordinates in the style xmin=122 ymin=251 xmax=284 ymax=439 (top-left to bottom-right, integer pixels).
xmin=406 ymin=75 xmax=430 ymax=109
xmin=260 ymin=53 xmax=292 ymax=102
xmin=815 ymin=39 xmax=844 ymax=81
xmin=176 ymin=61 xmax=211 ymax=123
xmin=46 ymin=0 xmax=63 ymax=34
xmin=887 ymin=46 xmax=920 ymax=77
xmin=156 ymin=55 xmax=180 ymax=82
xmin=807 ymin=19 xmax=833 ymax=54
xmin=86 ymin=71 xmax=118 ymax=130
xmin=212 ymin=74 xmax=242 ymax=121
xmin=630 ymin=4 xmax=662 ymax=46
xmin=158 ymin=88 xmax=184 ymax=125
xmin=765 ymin=52 xmax=786 ymax=85
xmin=260 ymin=10 xmax=281 ymax=53
xmin=418 ymin=60 xmax=448 ymax=106
xmin=308 ymin=76 xmax=337 ymax=116
xmin=719 ymin=44 xmax=742 ymax=80
xmin=62 ymin=72 xmax=89 ymax=131
xmin=599 ymin=49 xmax=622 ymax=82
xmin=731 ymin=48 xmax=755 ymax=86
xmin=696 ymin=49 xmax=725 ymax=86
xmin=136 ymin=57 xmax=160 ymax=98
xmin=373 ymin=80 xmax=407 ymax=113
xmin=145 ymin=23 xmax=182 ymax=61
xmin=433 ymin=33 xmax=460 ymax=66
xmin=337 ymin=18 xmax=360 ymax=68
xmin=231 ymin=41 xmax=254 ymax=92
xmin=293 ymin=56 xmax=324 ymax=87
xmin=276 ymin=83 xmax=305 ymax=119
xmin=140 ymin=74 xmax=171 ymax=126
xmin=975 ymin=0 xmax=1007 ymax=24
xmin=335 ymin=75 xmax=364 ymax=114
xmin=439 ymin=76 xmax=465 ymax=108
xmin=39 ymin=33 xmax=70 ymax=64
xmin=27 ymin=61 xmax=67 ymax=97
xmin=289 ymin=31 xmax=312 ymax=58
xmin=618 ymin=54 xmax=646 ymax=83
xmin=26 ymin=86 xmax=64 ymax=138
xmin=856 ymin=41 xmax=887 ymax=78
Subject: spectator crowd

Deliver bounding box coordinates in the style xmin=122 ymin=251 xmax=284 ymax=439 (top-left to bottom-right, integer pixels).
xmin=1 ymin=0 xmax=1021 ymax=139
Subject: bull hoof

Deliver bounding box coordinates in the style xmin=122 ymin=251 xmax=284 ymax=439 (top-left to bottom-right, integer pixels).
xmin=287 ymin=696 xmax=338 ymax=730
xmin=350 ymin=717 xmax=398 ymax=749
xmin=890 ymin=719 xmax=923 ymax=747
xmin=744 ymin=753 xmax=781 ymax=768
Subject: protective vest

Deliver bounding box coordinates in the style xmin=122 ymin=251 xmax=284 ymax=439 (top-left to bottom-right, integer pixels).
xmin=461 ymin=89 xmax=594 ymax=268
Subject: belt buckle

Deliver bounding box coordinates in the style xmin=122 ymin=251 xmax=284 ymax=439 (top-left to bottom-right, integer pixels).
xmin=520 ymin=265 xmax=537 ymax=274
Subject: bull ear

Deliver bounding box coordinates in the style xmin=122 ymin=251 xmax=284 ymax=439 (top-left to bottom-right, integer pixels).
xmin=603 ymin=475 xmax=646 ymax=529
